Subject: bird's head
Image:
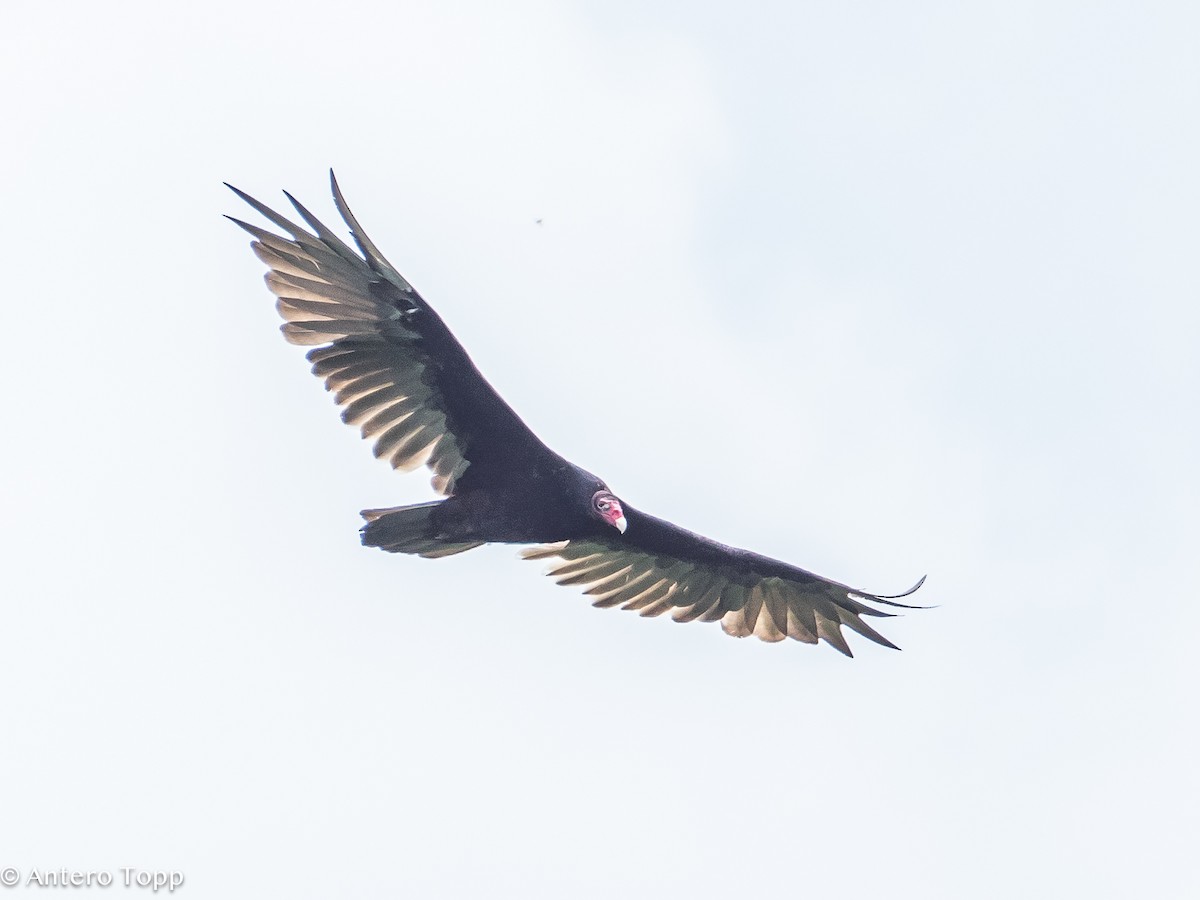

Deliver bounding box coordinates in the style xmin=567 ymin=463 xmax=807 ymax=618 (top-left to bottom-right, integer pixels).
xmin=591 ymin=490 xmax=627 ymax=534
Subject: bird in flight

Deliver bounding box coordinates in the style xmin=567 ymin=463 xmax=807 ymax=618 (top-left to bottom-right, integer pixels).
xmin=227 ymin=172 xmax=925 ymax=654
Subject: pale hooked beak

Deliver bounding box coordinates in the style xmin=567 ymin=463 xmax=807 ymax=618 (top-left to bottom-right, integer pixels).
xmin=603 ymin=501 xmax=628 ymax=534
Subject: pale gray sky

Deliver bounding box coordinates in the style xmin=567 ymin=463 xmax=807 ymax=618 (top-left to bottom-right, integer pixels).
xmin=3 ymin=1 xmax=1198 ymax=897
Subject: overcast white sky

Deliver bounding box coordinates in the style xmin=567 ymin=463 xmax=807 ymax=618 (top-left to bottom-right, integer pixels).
xmin=3 ymin=1 xmax=1198 ymax=897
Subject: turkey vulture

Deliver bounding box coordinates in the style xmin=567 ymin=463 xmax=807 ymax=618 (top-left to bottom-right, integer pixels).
xmin=227 ymin=173 xmax=925 ymax=655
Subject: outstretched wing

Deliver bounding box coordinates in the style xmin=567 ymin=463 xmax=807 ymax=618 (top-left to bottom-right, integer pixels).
xmin=227 ymin=172 xmax=549 ymax=495
xmin=522 ymin=505 xmax=924 ymax=655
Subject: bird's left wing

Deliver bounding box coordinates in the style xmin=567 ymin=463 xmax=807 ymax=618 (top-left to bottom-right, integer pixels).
xmin=227 ymin=172 xmax=550 ymax=496
xmin=522 ymin=506 xmax=924 ymax=655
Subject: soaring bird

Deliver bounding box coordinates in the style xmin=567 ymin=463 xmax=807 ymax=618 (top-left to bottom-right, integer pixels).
xmin=227 ymin=173 xmax=925 ymax=655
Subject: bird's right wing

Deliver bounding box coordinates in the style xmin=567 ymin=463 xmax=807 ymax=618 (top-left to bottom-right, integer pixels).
xmin=522 ymin=505 xmax=925 ymax=655
xmin=227 ymin=172 xmax=549 ymax=495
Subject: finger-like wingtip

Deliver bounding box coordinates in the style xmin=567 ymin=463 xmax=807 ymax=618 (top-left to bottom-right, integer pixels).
xmin=327 ymin=170 xmax=415 ymax=292
xmin=224 ymin=181 xmax=312 ymax=240
xmin=859 ymin=574 xmax=930 ymax=610
xmin=224 ymin=213 xmax=262 ymax=236
xmin=224 ymin=182 xmax=262 ymax=206
xmin=281 ymin=188 xmax=361 ymax=264
xmin=879 ymin=574 xmax=926 ymax=599
xmin=329 ymin=169 xmax=348 ymax=216
xmin=329 ymin=170 xmax=353 ymax=226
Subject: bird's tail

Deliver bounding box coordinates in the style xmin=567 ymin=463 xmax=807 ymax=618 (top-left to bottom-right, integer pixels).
xmin=360 ymin=502 xmax=485 ymax=559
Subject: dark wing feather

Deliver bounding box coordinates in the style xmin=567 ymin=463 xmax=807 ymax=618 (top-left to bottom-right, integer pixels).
xmin=228 ymin=172 xmax=550 ymax=495
xmin=522 ymin=505 xmax=924 ymax=655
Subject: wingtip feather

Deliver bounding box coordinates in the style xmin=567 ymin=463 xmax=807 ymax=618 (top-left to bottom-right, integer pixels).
xmin=857 ymin=574 xmax=930 ymax=609
xmin=879 ymin=574 xmax=927 ymax=599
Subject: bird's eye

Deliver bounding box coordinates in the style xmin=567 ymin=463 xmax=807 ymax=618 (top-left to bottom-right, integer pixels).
xmin=594 ymin=496 xmax=609 ymax=511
